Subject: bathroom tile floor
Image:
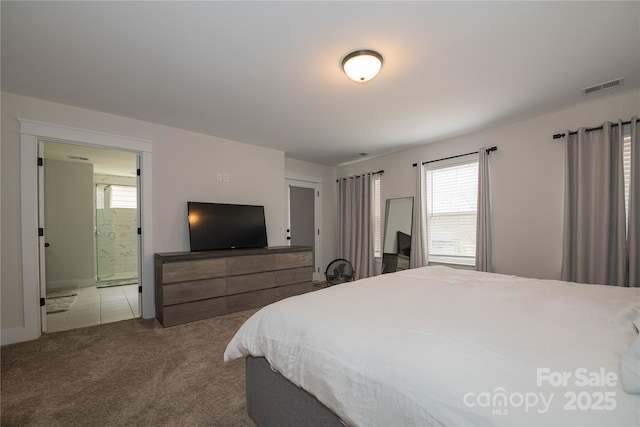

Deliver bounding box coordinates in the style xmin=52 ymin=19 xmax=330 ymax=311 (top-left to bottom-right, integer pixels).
xmin=46 ymin=284 xmax=140 ymax=333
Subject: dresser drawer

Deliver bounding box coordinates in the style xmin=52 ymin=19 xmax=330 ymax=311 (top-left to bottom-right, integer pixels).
xmin=162 ymin=258 xmax=226 ymax=283
xmin=227 ymin=272 xmax=275 ymax=295
xmin=163 ymin=277 xmax=226 ymax=305
xmin=227 ymin=254 xmax=275 ymax=275
xmin=162 ymin=298 xmax=227 ymax=327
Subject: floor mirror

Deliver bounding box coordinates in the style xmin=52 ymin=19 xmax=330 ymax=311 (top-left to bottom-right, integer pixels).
xmin=382 ymin=197 xmax=413 ymax=274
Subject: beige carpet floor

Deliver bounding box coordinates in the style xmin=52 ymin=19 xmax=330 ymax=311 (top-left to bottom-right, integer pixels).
xmin=1 ymin=309 xmax=259 ymax=426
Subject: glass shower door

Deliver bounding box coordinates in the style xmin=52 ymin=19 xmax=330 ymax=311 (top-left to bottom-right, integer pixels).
xmin=96 ymin=184 xmax=115 ymax=281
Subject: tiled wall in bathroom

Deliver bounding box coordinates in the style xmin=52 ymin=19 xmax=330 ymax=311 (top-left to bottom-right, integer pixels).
xmin=95 ymin=174 xmax=138 ymax=280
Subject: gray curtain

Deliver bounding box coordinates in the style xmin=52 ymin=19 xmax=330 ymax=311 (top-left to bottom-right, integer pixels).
xmin=629 ymin=116 xmax=639 ymax=286
xmin=561 ymin=121 xmax=627 ymax=286
xmin=476 ymin=147 xmax=492 ymax=272
xmin=338 ymin=173 xmax=375 ymax=280
xmin=411 ymin=164 xmax=428 ymax=268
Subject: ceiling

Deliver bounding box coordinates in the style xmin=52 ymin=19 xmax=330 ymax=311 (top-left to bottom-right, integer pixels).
xmin=43 ymin=141 xmax=138 ymax=177
xmin=2 ymin=1 xmax=639 ymax=166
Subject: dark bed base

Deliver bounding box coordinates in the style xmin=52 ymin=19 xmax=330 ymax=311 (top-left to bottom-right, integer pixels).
xmin=245 ymin=356 xmax=344 ymax=426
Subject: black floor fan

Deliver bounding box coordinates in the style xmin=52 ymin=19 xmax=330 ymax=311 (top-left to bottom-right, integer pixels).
xmin=324 ymin=259 xmax=355 ymax=286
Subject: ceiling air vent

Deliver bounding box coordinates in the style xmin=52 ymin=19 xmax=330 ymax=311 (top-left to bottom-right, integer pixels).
xmin=582 ymin=78 xmax=624 ymax=96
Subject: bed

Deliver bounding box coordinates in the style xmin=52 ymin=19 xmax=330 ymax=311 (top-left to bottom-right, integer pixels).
xmin=224 ymin=266 xmax=640 ymax=426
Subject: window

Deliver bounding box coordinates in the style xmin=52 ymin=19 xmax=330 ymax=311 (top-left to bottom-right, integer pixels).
xmin=425 ymin=156 xmax=478 ymax=265
xmin=373 ymin=175 xmax=382 ymax=258
xmin=623 ymin=126 xmax=631 ymax=233
xmin=96 ymin=185 xmax=137 ymax=209
xmin=111 ymin=185 xmax=137 ymax=209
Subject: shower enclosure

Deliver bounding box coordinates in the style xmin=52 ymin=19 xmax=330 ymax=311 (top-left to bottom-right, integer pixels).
xmin=95 ymin=184 xmax=138 ymax=286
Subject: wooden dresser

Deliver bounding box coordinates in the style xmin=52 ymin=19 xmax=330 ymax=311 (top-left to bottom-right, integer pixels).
xmin=154 ymin=246 xmax=314 ymax=326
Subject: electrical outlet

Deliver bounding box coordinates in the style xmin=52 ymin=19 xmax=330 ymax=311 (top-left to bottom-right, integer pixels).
xmin=217 ymin=172 xmax=222 ymax=181
xmin=223 ymin=173 xmax=229 ymax=182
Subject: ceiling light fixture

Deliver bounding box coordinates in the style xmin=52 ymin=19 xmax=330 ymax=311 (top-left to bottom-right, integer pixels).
xmin=342 ymin=50 xmax=383 ymax=83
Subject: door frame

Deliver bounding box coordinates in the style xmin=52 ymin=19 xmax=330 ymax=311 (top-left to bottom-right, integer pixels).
xmin=285 ymin=173 xmax=323 ymax=281
xmin=15 ymin=119 xmax=153 ymax=343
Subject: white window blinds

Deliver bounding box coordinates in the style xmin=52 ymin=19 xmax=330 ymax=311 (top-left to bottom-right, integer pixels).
xmin=426 ymin=156 xmax=478 ymax=265
xmin=110 ymin=185 xmax=137 ymax=209
xmin=623 ymin=129 xmax=631 ymax=232
xmin=374 ymin=175 xmax=382 ymax=258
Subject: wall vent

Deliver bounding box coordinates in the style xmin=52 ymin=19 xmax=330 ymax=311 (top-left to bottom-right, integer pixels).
xmin=68 ymin=155 xmax=90 ymax=161
xmin=582 ymin=77 xmax=624 ymax=96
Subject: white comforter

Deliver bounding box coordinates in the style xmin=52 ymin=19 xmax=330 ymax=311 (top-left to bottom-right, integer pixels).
xmin=224 ymin=266 xmax=640 ymax=426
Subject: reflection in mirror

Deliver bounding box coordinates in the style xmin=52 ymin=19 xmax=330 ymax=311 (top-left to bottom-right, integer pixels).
xmin=382 ymin=197 xmax=413 ymax=274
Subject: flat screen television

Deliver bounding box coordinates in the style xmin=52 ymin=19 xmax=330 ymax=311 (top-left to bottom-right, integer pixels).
xmin=187 ymin=202 xmax=268 ymax=251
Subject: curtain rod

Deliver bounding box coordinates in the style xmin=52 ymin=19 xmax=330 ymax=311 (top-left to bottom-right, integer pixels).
xmin=412 ymin=146 xmax=497 ymax=167
xmin=336 ymin=170 xmax=384 ymax=182
xmin=553 ymin=118 xmax=640 ymax=139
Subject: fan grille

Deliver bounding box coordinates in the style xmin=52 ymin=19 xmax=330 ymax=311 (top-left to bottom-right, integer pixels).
xmin=325 ymin=259 xmax=354 ymax=286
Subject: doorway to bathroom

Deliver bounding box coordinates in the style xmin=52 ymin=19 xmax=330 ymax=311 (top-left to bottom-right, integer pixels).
xmin=42 ymin=140 xmax=141 ymax=332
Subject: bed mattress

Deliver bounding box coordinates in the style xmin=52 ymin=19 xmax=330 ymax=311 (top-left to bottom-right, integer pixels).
xmin=225 ymin=266 xmax=640 ymax=426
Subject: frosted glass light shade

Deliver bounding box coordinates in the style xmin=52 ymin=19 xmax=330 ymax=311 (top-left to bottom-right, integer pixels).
xmin=342 ymin=50 xmax=383 ymax=82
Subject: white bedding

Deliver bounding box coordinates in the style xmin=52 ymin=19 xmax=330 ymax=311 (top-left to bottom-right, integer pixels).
xmin=224 ymin=266 xmax=640 ymax=426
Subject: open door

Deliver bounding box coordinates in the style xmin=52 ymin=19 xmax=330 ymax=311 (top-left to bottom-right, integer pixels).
xmin=136 ymin=154 xmax=142 ymax=316
xmin=286 ymin=179 xmax=323 ymax=281
xmin=37 ymin=141 xmax=47 ymax=332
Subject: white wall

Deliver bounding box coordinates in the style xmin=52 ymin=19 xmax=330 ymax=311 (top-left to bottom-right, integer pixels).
xmin=338 ymin=88 xmax=640 ymax=280
xmin=44 ymin=159 xmax=95 ymax=288
xmin=1 ymin=92 xmax=287 ymax=332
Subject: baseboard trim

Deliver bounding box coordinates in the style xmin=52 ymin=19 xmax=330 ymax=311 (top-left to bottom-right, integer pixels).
xmin=1 ymin=326 xmax=40 ymax=346
xmin=47 ymin=278 xmax=95 ymax=289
